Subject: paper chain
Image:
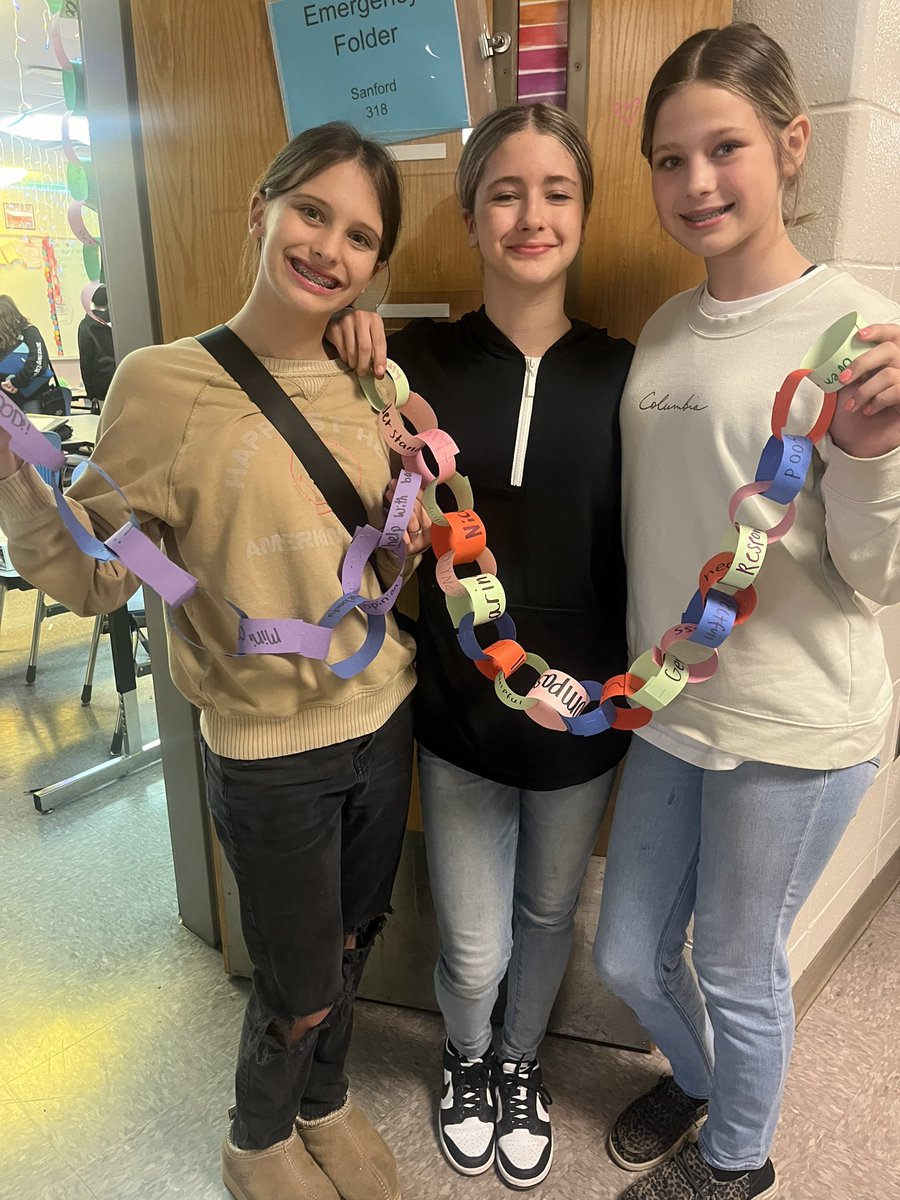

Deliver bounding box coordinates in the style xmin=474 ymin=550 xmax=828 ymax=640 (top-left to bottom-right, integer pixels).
xmin=0 ymin=392 xmax=420 ymax=679
xmin=0 ymin=323 xmax=844 ymax=718
xmin=359 ymin=355 xmax=838 ymax=736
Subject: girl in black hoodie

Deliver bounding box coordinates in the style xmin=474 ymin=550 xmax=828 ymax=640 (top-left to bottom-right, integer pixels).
xmin=329 ymin=104 xmax=632 ymax=1191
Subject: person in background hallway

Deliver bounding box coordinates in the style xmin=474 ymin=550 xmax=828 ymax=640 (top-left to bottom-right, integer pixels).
xmin=77 ymin=285 xmax=116 ymax=406
xmin=0 ymin=294 xmax=60 ymax=414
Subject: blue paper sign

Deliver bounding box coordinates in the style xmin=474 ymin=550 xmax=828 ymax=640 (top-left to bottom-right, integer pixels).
xmin=267 ymin=0 xmax=472 ymax=142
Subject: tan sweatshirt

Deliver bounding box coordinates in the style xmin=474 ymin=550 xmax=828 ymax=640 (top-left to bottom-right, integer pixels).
xmin=0 ymin=336 xmax=415 ymax=759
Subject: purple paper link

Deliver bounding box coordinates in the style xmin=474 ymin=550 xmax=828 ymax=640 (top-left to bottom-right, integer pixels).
xmin=688 ymin=589 xmax=737 ymax=649
xmin=754 ymin=435 xmax=812 ymax=505
xmin=52 ymin=457 xmax=154 ymax=562
xmin=356 ymin=567 xmax=404 ymax=615
xmin=340 ymin=524 xmax=407 ymax=615
xmin=105 ymin=521 xmax=198 ymax=607
xmin=456 ymin=610 xmax=518 ymax=661
xmin=341 ymin=525 xmax=383 ymax=595
xmin=320 ymin=589 xmax=369 ymax=629
xmin=236 ymin=616 xmax=333 ymax=658
xmin=565 ymin=684 xmax=615 ymax=737
xmin=0 ymin=397 xmax=66 ymax=470
xmin=379 ymin=468 xmax=422 ymax=553
xmin=329 ymin=612 xmax=387 ymax=679
xmin=52 ymin=479 xmax=117 ymax=560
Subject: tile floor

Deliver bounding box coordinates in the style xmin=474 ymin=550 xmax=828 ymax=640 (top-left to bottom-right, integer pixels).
xmin=1 ymin=585 xmax=898 ymax=1200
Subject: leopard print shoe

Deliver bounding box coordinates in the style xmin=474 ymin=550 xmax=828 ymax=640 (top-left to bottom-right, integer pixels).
xmin=618 ymin=1142 xmax=778 ymax=1199
xmin=609 ymin=1075 xmax=708 ymax=1171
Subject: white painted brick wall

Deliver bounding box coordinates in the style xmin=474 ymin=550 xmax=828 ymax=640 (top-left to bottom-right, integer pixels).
xmin=734 ymin=0 xmax=900 ymax=976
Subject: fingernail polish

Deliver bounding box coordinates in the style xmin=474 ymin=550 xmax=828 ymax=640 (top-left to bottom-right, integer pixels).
xmin=839 ymin=368 xmax=852 ymax=383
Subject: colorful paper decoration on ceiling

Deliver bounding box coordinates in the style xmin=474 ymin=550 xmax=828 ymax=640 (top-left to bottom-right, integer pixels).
xmin=49 ymin=3 xmax=103 ymax=308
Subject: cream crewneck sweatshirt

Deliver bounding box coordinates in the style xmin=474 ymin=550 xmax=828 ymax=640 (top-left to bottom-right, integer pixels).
xmin=0 ymin=336 xmax=415 ymax=759
xmin=621 ymin=267 xmax=900 ymax=769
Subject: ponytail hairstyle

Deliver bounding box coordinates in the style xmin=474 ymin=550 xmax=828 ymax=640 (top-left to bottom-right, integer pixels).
xmin=642 ymin=23 xmax=812 ymax=226
xmin=240 ymin=121 xmax=402 ymax=291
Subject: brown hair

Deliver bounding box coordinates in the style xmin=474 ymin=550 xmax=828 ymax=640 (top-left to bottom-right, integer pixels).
xmin=641 ymin=23 xmax=811 ymax=225
xmin=456 ymin=103 xmax=594 ymax=214
xmin=0 ymin=294 xmax=29 ymax=358
xmin=240 ymin=122 xmax=402 ymax=289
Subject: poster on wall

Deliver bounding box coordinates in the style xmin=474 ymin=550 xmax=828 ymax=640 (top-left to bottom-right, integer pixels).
xmin=4 ymin=202 xmax=35 ymax=231
xmin=266 ymin=0 xmax=494 ymax=142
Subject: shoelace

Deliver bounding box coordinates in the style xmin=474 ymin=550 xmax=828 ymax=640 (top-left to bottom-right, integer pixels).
xmin=499 ymin=1064 xmax=552 ymax=1127
xmin=673 ymin=1146 xmax=716 ymax=1196
xmin=454 ymin=1058 xmax=491 ymax=1116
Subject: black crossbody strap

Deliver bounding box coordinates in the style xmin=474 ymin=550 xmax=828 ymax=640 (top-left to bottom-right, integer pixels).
xmin=196 ymin=324 xmax=371 ymax=540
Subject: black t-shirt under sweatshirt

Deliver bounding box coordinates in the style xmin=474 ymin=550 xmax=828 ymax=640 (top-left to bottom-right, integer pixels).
xmin=388 ymin=308 xmax=632 ymax=791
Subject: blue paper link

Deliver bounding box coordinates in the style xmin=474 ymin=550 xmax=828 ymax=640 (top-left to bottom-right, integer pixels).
xmin=319 ymin=589 xmax=387 ymax=678
xmin=456 ymin=610 xmax=518 ymax=662
xmin=754 ymin=434 xmax=813 ymax=505
xmin=563 ymin=681 xmax=616 ymax=736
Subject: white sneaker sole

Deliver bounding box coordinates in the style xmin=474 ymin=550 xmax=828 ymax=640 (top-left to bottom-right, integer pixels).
xmin=607 ymin=1114 xmax=707 ymax=1172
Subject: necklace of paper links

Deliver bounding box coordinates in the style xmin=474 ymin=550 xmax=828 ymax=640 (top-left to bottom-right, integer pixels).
xmin=0 ymin=313 xmax=858 ymax=725
xmin=358 ymin=325 xmax=850 ymax=736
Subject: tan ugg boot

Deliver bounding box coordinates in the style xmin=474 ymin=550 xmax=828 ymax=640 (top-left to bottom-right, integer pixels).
xmin=222 ymin=1126 xmax=341 ymax=1200
xmin=296 ymin=1097 xmax=401 ymax=1200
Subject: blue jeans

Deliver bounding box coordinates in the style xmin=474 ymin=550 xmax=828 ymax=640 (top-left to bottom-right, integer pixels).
xmin=419 ymin=746 xmax=616 ymax=1062
xmin=593 ymin=737 xmax=876 ymax=1170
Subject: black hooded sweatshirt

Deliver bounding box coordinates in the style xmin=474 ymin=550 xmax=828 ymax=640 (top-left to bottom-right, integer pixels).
xmin=388 ymin=307 xmax=632 ymax=790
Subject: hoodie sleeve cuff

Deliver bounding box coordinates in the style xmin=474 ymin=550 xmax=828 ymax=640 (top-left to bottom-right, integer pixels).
xmin=820 ymin=435 xmax=900 ymax=505
xmin=0 ymin=463 xmax=55 ymax=529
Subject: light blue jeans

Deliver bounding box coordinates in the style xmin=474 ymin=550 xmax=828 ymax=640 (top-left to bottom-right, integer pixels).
xmin=593 ymin=737 xmax=877 ymax=1170
xmin=418 ymin=746 xmax=617 ymax=1062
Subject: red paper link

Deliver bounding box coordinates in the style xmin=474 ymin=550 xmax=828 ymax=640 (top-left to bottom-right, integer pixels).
xmin=770 ymin=368 xmax=838 ymax=443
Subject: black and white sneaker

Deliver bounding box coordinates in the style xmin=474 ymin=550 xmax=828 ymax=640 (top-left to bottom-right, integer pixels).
xmin=438 ymin=1038 xmax=496 ymax=1175
xmin=494 ymin=1058 xmax=553 ymax=1189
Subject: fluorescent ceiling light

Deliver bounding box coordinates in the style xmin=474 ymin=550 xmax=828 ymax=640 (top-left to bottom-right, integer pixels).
xmin=0 ymin=167 xmax=28 ymax=185
xmin=0 ymin=112 xmax=90 ymax=144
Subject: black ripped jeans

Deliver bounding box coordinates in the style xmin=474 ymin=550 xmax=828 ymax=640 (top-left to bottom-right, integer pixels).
xmin=203 ymin=698 xmax=413 ymax=1150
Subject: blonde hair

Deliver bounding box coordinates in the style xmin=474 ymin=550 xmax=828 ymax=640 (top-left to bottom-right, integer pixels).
xmin=240 ymin=122 xmax=402 ymax=290
xmin=456 ymin=103 xmax=594 ymax=214
xmin=642 ymin=23 xmax=811 ymax=226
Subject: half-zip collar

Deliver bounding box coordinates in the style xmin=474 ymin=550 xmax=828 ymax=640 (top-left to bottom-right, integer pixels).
xmin=458 ymin=307 xmax=593 ymax=486
xmin=511 ymin=355 xmax=540 ymax=486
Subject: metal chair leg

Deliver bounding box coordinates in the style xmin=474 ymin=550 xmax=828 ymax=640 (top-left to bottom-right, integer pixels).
xmin=26 ymin=592 xmax=46 ymax=684
xmin=82 ymin=614 xmax=104 ymax=704
xmin=110 ymin=696 xmax=125 ymax=756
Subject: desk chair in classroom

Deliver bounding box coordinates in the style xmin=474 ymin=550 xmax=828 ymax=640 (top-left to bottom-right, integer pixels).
xmin=24 ymin=454 xmax=152 ymax=752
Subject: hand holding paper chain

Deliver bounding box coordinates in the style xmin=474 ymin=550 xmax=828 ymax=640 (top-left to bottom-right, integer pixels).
xmin=0 ymin=312 xmax=859 ymax=703
xmin=357 ymin=316 xmax=855 ymax=734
